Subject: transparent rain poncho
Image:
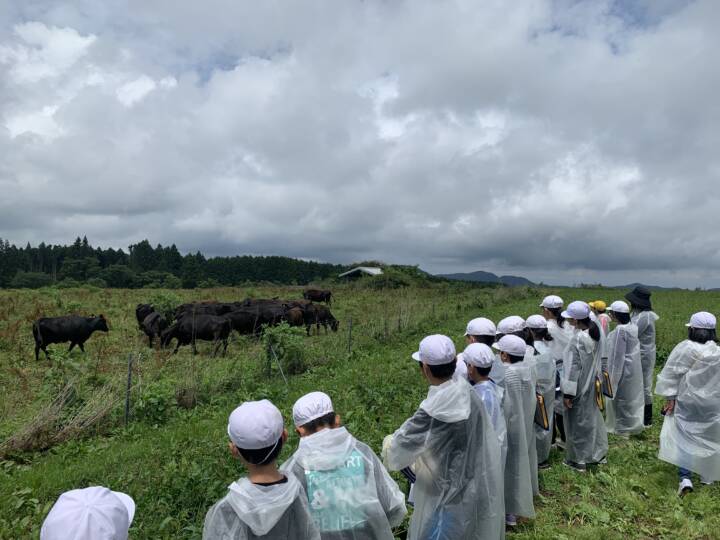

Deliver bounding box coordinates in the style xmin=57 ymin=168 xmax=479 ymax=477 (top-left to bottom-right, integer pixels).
xmin=603 ymin=323 xmax=644 ymax=435
xmin=658 ymin=349 xmax=720 ymax=481
xmin=384 ymin=378 xmax=505 ymax=540
xmin=631 ymin=310 xmax=659 ymax=405
xmin=502 ymin=361 xmax=538 ymax=517
xmin=529 ymin=342 xmax=555 ymax=463
xmin=473 ymin=380 xmax=507 ymax=468
xmin=655 ymin=340 xmax=719 ymax=398
xmin=561 ymin=330 xmax=608 ymax=465
xmin=547 ymin=319 xmax=574 ymax=415
xmin=202 ymin=473 xmax=321 ymax=540
xmin=281 ymin=427 xmax=406 ymax=540
xmin=489 ymin=354 xmax=506 ymax=388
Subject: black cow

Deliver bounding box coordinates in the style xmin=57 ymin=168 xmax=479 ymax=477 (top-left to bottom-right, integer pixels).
xmin=141 ymin=311 xmax=168 ymax=348
xmin=135 ymin=304 xmax=154 ymax=329
xmin=303 ymin=304 xmax=339 ymax=335
xmin=33 ymin=315 xmax=109 ymax=361
xmin=173 ymin=302 xmax=237 ymax=321
xmin=161 ymin=314 xmax=231 ymax=356
xmin=303 ymin=289 xmax=333 ymax=305
xmin=223 ymin=309 xmax=263 ymax=336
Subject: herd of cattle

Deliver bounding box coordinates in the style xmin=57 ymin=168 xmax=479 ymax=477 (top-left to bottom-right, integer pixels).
xmin=31 ymin=289 xmax=337 ymax=359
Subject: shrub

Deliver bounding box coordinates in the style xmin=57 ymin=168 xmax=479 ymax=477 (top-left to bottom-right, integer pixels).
xmin=134 ymin=380 xmax=175 ymax=425
xmin=85 ymin=277 xmax=107 ymax=288
xmin=10 ymin=271 xmax=53 ymax=289
xmin=261 ymin=323 xmax=308 ymax=375
xmin=147 ymin=291 xmax=183 ymax=321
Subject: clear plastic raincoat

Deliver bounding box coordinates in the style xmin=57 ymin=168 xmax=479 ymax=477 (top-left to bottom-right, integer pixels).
xmin=530 ymin=342 xmax=555 ymax=463
xmin=631 ymin=310 xmax=659 ymax=405
xmin=473 ymin=380 xmax=507 ymax=467
xmin=502 ymin=361 xmax=538 ymax=517
xmin=603 ymin=323 xmax=644 ymax=435
xmin=657 ymin=341 xmax=720 ymax=480
xmin=547 ymin=319 xmax=573 ymax=415
xmin=202 ymin=474 xmax=321 ymax=540
xmin=384 ymin=378 xmax=505 ymax=540
xmin=561 ymin=330 xmax=608 ymax=465
xmin=489 ymin=355 xmax=506 ymax=388
xmin=281 ymin=427 xmax=406 ymax=540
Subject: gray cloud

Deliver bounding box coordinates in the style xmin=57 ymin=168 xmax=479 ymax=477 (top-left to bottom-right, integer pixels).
xmin=1 ymin=0 xmax=719 ymax=288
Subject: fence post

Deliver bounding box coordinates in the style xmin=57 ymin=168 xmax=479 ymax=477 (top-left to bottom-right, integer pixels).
xmin=347 ymin=317 xmax=353 ymax=356
xmin=397 ymin=308 xmax=402 ymax=333
xmin=124 ymin=354 xmax=133 ymax=426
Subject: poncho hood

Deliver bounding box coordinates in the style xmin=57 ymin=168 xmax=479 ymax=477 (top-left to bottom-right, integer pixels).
xmin=420 ymin=378 xmax=471 ymax=422
xmin=296 ymin=426 xmax=356 ymax=470
xmin=226 ymin=474 xmax=301 ymax=536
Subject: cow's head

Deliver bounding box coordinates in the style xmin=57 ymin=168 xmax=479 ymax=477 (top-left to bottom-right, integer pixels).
xmin=96 ymin=314 xmax=109 ymax=332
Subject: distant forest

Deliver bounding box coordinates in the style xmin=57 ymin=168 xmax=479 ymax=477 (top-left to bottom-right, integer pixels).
xmin=0 ymin=237 xmax=345 ymax=289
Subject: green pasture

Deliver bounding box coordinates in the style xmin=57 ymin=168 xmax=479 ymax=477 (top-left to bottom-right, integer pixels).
xmin=1 ymin=284 xmax=719 ymax=539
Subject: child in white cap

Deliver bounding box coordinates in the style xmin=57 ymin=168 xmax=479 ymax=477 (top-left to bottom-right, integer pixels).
xmin=526 ymin=314 xmax=556 ymax=468
xmin=656 ymin=312 xmax=720 ymax=496
xmin=464 ymin=342 xmax=507 ymax=467
xmin=203 ymin=400 xmax=320 ymax=540
xmin=603 ymin=301 xmax=644 ymax=437
xmin=464 ymin=317 xmax=504 ymax=386
xmin=560 ymin=301 xmax=608 ymax=472
xmin=540 ymin=295 xmax=572 ymax=449
xmin=383 ymin=335 xmax=504 ymax=539
xmin=281 ymin=391 xmax=406 ymax=539
xmin=41 ymin=486 xmax=135 ymax=540
xmin=493 ymin=335 xmax=537 ymax=528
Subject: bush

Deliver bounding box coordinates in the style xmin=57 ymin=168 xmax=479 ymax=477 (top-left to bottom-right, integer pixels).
xmin=134 ymin=380 xmax=175 ymax=425
xmin=10 ymin=271 xmax=53 ymax=289
xmin=147 ymin=291 xmax=183 ymax=321
xmin=262 ymin=323 xmax=308 ymax=375
xmin=56 ymin=278 xmax=81 ymax=289
xmin=85 ymin=277 xmax=107 ymax=288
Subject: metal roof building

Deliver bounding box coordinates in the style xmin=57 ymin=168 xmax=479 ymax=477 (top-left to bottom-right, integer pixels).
xmin=338 ymin=266 xmax=384 ymax=278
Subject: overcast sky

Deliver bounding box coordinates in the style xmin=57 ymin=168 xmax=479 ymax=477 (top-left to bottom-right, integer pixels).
xmin=1 ymin=1 xmax=718 ymax=288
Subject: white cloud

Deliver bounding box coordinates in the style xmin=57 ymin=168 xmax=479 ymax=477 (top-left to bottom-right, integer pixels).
xmin=0 ymin=1 xmax=719 ymax=287
xmin=116 ymin=75 xmax=157 ymax=107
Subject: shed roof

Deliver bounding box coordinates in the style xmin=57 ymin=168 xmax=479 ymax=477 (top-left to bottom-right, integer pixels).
xmin=338 ymin=266 xmax=384 ymax=278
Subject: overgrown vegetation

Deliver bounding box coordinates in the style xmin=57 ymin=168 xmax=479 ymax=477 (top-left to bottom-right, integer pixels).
xmin=1 ymin=284 xmax=719 ymax=538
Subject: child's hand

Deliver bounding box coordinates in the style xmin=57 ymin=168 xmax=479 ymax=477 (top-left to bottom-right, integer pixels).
xmin=564 ymin=397 xmax=573 ymax=409
xmin=661 ymin=399 xmax=675 ymax=416
xmin=381 ymin=434 xmax=393 ymax=464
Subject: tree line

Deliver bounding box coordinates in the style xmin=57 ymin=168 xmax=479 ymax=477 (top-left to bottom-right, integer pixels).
xmin=0 ymin=237 xmax=345 ymax=289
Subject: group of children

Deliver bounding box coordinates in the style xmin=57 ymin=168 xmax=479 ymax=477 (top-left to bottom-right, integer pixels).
xmin=39 ymin=285 xmax=720 ymax=539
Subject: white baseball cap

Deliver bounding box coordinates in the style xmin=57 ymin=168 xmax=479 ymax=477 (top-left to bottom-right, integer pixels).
xmin=525 ymin=314 xmax=548 ymax=329
xmin=462 ymin=343 xmax=495 ymax=368
xmin=496 ymin=315 xmax=526 ymax=335
xmin=492 ymin=335 xmax=527 ymax=357
xmin=292 ymin=391 xmax=334 ymax=427
xmin=686 ymin=311 xmax=716 ymax=330
xmin=228 ymin=400 xmax=284 ymax=449
xmin=608 ymin=300 xmax=630 ymax=314
xmin=540 ymin=295 xmax=564 ymax=309
xmin=412 ymin=334 xmax=456 ymax=366
xmin=562 ymin=301 xmax=591 ymax=320
xmin=464 ymin=317 xmax=496 ymax=336
xmin=40 ymin=486 xmax=135 ymax=540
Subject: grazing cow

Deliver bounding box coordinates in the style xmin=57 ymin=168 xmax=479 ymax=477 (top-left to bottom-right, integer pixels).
xmin=33 ymin=315 xmax=109 ymax=361
xmin=173 ymin=302 xmax=237 ymax=321
xmin=223 ymin=309 xmax=263 ymax=336
xmin=141 ymin=311 xmax=168 ymax=348
xmin=285 ymin=307 xmax=305 ymax=328
xmin=135 ymin=304 xmax=154 ymax=329
xmin=161 ymin=314 xmax=231 ymax=356
xmin=303 ymin=304 xmax=339 ymax=335
xmin=303 ymin=289 xmax=333 ymax=305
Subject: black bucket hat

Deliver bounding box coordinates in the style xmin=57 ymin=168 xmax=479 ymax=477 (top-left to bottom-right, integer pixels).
xmin=625 ymin=285 xmax=652 ymax=310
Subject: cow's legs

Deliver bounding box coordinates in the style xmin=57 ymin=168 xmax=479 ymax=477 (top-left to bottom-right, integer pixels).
xmin=78 ymin=342 xmax=85 ymax=352
xmin=192 ymin=339 xmax=198 ymax=356
xmin=43 ymin=346 xmax=50 ymax=359
xmin=68 ymin=342 xmax=76 ymax=352
xmin=173 ymin=341 xmax=181 ymax=354
xmin=34 ymin=344 xmax=40 ymax=361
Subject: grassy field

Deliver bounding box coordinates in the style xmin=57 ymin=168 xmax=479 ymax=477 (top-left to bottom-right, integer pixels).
xmin=1 ymin=283 xmax=719 ymax=539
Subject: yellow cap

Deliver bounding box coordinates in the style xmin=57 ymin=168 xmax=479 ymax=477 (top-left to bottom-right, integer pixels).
xmin=591 ymin=300 xmax=606 ymax=311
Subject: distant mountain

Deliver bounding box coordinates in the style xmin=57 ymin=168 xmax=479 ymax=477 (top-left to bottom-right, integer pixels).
xmin=438 ymin=270 xmax=535 ymax=287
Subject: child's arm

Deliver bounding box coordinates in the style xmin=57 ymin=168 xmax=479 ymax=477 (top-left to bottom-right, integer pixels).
xmin=383 ymin=409 xmax=433 ymax=471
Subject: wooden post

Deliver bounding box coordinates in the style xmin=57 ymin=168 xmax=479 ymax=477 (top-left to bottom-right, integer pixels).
xmin=124 ymin=354 xmax=133 ymax=426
